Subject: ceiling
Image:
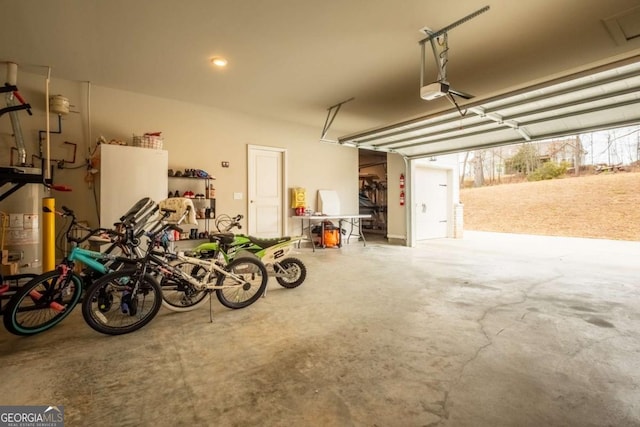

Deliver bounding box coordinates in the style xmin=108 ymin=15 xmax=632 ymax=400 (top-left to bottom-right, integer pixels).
xmin=2 ymin=0 xmax=640 ymax=142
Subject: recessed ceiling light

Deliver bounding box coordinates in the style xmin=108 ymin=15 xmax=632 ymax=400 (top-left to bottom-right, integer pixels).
xmin=211 ymin=57 xmax=228 ymax=67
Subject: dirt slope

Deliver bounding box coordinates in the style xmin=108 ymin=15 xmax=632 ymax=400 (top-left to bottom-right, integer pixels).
xmin=460 ymin=172 xmax=640 ymax=241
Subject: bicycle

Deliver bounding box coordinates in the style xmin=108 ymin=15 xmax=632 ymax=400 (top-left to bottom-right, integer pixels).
xmin=96 ymin=212 xmax=269 ymax=317
xmin=192 ymin=214 xmax=306 ymax=288
xmin=2 ymin=202 xmax=158 ymax=336
xmin=0 ymin=273 xmax=37 ymax=315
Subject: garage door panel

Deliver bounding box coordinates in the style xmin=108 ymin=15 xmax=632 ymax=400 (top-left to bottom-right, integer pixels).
xmin=340 ymin=57 xmax=640 ymax=160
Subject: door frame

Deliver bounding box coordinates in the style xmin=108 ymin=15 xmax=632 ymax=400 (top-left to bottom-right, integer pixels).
xmin=247 ymin=144 xmax=288 ymax=236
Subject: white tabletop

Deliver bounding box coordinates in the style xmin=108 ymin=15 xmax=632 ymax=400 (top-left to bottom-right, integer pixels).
xmin=294 ymin=214 xmax=371 ymax=220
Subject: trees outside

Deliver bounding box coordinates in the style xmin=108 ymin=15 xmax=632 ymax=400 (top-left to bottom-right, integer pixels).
xmin=472 ymin=150 xmax=486 ymax=187
xmin=504 ymin=143 xmax=539 ymax=175
xmin=459 ymin=127 xmax=640 ymax=187
xmin=528 ymin=161 xmax=569 ymax=181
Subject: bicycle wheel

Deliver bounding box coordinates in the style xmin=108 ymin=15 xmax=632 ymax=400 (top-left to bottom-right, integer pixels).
xmin=3 ymin=270 xmax=83 ymax=336
xmin=274 ymin=257 xmax=307 ymax=289
xmin=216 ymin=257 xmax=268 ymax=309
xmin=161 ymin=261 xmax=210 ymax=312
xmin=82 ymin=270 xmax=162 ymax=335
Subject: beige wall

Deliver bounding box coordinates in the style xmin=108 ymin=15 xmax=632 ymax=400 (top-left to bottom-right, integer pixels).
xmin=0 ymin=70 xmax=358 ymax=235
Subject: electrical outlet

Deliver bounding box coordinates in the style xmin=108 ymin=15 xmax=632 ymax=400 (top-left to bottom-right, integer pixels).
xmin=221 ymin=161 xmax=230 ymax=168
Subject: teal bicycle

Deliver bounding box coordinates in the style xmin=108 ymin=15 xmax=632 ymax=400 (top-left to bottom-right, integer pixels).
xmin=2 ymin=205 xmax=159 ymax=336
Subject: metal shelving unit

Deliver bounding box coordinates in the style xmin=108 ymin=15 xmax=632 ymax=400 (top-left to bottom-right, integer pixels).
xmin=168 ymin=175 xmax=216 ymax=239
xmin=359 ymin=174 xmax=387 ymax=233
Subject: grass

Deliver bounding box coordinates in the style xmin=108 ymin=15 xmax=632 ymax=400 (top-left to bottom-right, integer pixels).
xmin=460 ymin=171 xmax=640 ymax=241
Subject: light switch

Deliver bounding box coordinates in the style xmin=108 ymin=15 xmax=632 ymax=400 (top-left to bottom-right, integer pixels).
xmin=233 ymin=192 xmax=243 ymax=200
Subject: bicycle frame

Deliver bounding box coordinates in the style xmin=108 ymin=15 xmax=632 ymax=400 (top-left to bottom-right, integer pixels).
xmin=27 ymin=246 xmax=136 ymax=314
xmin=256 ymin=237 xmax=304 ymax=265
xmin=154 ymin=251 xmax=255 ymax=290
xmin=196 ymin=234 xmax=303 ymax=266
xmin=69 ymin=246 xmax=126 ymax=275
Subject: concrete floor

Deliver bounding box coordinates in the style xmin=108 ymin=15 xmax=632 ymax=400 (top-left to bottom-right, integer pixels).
xmin=1 ymin=231 xmax=639 ymax=426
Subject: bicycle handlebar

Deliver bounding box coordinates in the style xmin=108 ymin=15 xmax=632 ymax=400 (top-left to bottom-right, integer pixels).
xmin=44 ymin=205 xmax=124 ymax=245
xmin=216 ymin=214 xmax=243 ymax=232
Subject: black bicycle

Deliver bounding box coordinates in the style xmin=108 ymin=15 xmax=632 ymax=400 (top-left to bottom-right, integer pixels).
xmin=2 ymin=199 xmax=158 ymax=336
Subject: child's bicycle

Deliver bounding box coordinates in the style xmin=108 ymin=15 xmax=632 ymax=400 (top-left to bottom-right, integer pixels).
xmin=86 ymin=211 xmax=270 ymax=321
xmin=160 ymin=213 xmax=306 ymax=310
xmin=2 ymin=205 xmax=151 ymax=336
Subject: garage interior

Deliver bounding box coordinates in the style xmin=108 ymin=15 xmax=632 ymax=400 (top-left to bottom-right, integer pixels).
xmin=1 ymin=1 xmax=640 ymax=425
xmin=358 ymin=150 xmax=388 ymax=238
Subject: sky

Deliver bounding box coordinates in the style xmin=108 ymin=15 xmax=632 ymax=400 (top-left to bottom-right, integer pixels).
xmin=579 ymin=126 xmax=640 ymax=166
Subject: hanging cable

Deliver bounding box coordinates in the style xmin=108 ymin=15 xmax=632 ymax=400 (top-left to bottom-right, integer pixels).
xmin=437 ymin=36 xmax=449 ymax=77
xmin=446 ymin=94 xmax=467 ymax=117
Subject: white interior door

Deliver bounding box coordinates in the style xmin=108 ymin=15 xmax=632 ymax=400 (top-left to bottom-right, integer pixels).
xmin=415 ymin=167 xmax=449 ymax=240
xmin=248 ymin=146 xmax=284 ymax=237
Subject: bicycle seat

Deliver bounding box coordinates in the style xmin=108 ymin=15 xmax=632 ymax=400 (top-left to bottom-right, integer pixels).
xmin=247 ymin=236 xmax=291 ymax=248
xmin=209 ymin=232 xmax=235 ymax=245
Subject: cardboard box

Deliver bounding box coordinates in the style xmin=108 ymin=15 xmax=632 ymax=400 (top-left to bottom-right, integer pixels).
xmin=1 ymin=250 xmax=19 ymax=275
xmin=1 ymin=262 xmax=18 ymax=276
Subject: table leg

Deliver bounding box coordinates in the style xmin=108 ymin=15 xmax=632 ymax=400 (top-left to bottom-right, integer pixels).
xmin=347 ymin=219 xmax=354 ymax=244
xmin=306 ymin=218 xmax=316 ymax=252
xmin=358 ymin=219 xmax=367 ymax=247
xmin=298 ymin=218 xmax=303 ymax=249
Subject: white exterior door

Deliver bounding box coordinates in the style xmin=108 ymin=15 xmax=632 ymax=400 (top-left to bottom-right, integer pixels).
xmin=414 ymin=166 xmax=449 ymax=240
xmin=248 ymin=146 xmax=285 ymax=237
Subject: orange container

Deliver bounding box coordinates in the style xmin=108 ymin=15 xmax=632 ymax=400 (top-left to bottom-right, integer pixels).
xmin=323 ymin=229 xmax=339 ymax=247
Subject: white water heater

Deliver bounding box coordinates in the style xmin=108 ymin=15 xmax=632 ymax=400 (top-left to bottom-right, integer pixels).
xmin=0 ymin=167 xmax=44 ymax=274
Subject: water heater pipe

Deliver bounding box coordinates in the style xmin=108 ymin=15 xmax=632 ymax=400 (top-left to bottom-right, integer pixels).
xmin=45 ymin=67 xmax=51 ymax=180
xmin=6 ymin=61 xmax=17 ymax=85
xmin=4 ymin=62 xmax=27 ymax=165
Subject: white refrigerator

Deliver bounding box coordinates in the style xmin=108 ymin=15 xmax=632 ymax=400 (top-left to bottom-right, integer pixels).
xmin=97 ymin=144 xmax=168 ymax=228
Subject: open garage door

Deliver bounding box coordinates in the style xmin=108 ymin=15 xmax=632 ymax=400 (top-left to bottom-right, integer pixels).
xmin=338 ymin=56 xmax=640 ymax=159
